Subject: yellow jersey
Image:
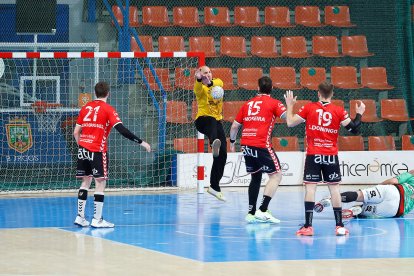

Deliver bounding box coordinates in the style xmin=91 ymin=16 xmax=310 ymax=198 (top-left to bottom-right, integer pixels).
xmin=193 ymin=78 xmax=224 ymax=120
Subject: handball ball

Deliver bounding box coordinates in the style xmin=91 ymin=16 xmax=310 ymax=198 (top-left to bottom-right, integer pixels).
xmin=211 ymin=86 xmax=224 ymax=99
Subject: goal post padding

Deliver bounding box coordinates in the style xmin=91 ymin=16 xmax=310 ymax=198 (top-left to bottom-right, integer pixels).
xmin=0 ymin=51 xmax=204 ymax=192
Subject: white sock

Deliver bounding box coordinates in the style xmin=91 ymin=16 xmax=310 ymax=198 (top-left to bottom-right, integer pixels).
xmin=93 ymin=192 xmax=104 ymax=220
xmin=77 ymin=200 xmax=86 ymax=218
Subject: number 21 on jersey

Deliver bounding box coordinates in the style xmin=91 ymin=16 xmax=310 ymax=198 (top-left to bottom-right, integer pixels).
xmin=84 ymin=106 xmax=100 ymax=122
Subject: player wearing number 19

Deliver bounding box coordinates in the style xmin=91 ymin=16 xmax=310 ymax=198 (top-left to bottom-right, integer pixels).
xmin=73 ymin=81 xmax=151 ymax=228
xmin=284 ymin=82 xmax=365 ymax=236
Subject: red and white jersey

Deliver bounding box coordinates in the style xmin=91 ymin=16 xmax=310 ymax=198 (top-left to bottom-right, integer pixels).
xmin=235 ymin=94 xmax=286 ymax=148
xmin=297 ymin=101 xmax=349 ymax=155
xmin=76 ymin=100 xmax=122 ymax=152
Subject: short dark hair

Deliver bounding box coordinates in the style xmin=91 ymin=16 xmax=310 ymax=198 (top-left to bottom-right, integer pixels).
xmin=318 ymin=81 xmax=334 ymax=98
xmin=258 ymin=76 xmax=272 ymax=94
xmin=95 ymin=81 xmax=110 ymax=98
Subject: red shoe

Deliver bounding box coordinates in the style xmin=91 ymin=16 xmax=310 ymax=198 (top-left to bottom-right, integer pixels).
xmin=296 ymin=226 xmax=314 ymax=236
xmin=335 ymin=226 xmax=349 ymax=236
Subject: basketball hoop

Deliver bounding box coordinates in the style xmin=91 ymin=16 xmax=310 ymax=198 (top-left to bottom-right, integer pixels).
xmin=31 ymin=101 xmax=63 ymax=133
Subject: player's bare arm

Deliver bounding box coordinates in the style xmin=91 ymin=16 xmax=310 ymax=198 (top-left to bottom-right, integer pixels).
xmin=284 ymin=90 xmax=303 ymax=127
xmin=73 ymin=124 xmax=82 ymax=144
xmin=229 ymin=120 xmax=242 ymax=152
xmin=381 ymin=177 xmax=399 ymax=184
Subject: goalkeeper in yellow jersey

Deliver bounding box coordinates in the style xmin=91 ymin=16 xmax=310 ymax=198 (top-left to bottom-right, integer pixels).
xmin=194 ymin=65 xmax=227 ymax=201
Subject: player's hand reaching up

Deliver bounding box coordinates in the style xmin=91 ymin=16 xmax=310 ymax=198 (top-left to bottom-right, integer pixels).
xmin=284 ymin=90 xmax=297 ymax=108
xmin=195 ymin=68 xmax=202 ymax=80
xmin=195 ymin=68 xmax=211 ymax=86
xmin=140 ymin=141 xmax=151 ymax=152
xmin=355 ymin=100 xmax=366 ymax=115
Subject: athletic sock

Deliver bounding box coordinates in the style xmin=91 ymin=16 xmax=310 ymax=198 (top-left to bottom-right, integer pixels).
xmin=259 ymin=195 xmax=272 ymax=212
xmin=93 ymin=192 xmax=104 ymax=220
xmin=304 ymin=201 xmax=315 ymax=227
xmin=341 ymin=191 xmax=358 ymax=202
xmin=77 ymin=189 xmax=88 ymax=217
xmin=334 ymin=207 xmax=344 ymax=227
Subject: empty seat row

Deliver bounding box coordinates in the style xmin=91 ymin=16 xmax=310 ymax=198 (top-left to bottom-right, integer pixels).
xmin=131 ymin=35 xmax=372 ymax=58
xmin=112 ymin=6 xmax=355 ymax=28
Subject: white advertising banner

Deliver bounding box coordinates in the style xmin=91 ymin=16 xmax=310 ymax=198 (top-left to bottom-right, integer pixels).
xmin=176 ymin=151 xmax=414 ymax=187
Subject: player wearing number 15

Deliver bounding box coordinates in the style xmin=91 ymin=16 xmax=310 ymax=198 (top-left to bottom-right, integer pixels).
xmin=284 ymin=82 xmax=365 ymax=236
xmin=73 ymin=81 xmax=151 ymax=228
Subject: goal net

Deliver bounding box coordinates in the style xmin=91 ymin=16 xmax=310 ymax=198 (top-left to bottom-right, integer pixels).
xmin=0 ymin=51 xmax=203 ymax=192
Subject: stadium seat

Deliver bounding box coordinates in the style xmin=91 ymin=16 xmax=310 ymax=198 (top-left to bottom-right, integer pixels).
xmin=280 ymin=36 xmax=312 ymax=58
xmin=111 ymin=6 xmax=139 ymax=27
xmin=166 ymin=101 xmax=190 ymax=124
xmin=142 ymin=68 xmax=172 ymax=91
xmin=349 ymin=99 xmax=382 ymax=122
xmin=174 ymin=68 xmax=196 ymax=90
xmin=173 ymin=7 xmax=202 ymax=27
xmin=220 ymin=36 xmax=248 ymax=57
xmin=189 ymin=36 xmax=217 ymax=57
xmin=264 ymin=6 xmax=294 ymax=27
xmin=324 ymin=6 xmax=356 ymax=27
xmin=158 ymin=36 xmax=185 ymax=52
xmin=338 ymin=136 xmax=364 ymax=151
xmin=234 ymin=6 xmax=261 ymax=27
xmin=312 ymin=36 xmax=341 ymax=57
xmin=130 ymin=36 xmax=153 ymax=52
xmin=295 ymin=6 xmax=323 ymax=27
xmin=270 ymin=67 xmax=302 ymax=90
xmin=341 ymin=35 xmax=373 ymax=57
xmin=191 ymin=100 xmax=198 ymax=120
xmin=331 ymin=99 xmax=345 ymax=108
xmin=272 ymin=136 xmax=299 ymax=151
xmin=360 ymin=67 xmax=394 ymax=90
xmin=330 ymin=66 xmax=362 ymax=89
xmin=222 ymin=101 xmax=245 ymax=122
xmin=142 ymin=6 xmax=170 ymax=26
xmin=173 ymin=138 xmax=198 ymax=153
xmin=250 ymin=36 xmax=279 ymax=58
xmin=204 ymin=7 xmax=231 ymax=27
xmin=402 ymin=135 xmax=414 ymax=150
xmin=368 ymin=136 xmax=396 ymax=151
xmin=275 ymin=100 xmax=310 ymax=123
xmin=381 ymin=99 xmax=414 ymax=121
xmin=237 ymin=68 xmax=263 ymax=90
xmin=300 ymin=67 xmax=326 ymax=90
xmin=210 ymin=68 xmax=237 ymax=90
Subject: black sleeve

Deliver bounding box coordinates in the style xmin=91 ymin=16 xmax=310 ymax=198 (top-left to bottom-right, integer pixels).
xmin=114 ymin=123 xmax=142 ymax=144
xmin=344 ymin=113 xmax=362 ymax=134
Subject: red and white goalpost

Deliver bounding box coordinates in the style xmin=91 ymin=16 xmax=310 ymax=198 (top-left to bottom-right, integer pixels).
xmin=0 ymin=51 xmax=207 ymax=192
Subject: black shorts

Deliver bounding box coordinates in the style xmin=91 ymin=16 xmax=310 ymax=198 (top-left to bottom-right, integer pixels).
xmin=76 ymin=147 xmax=108 ymax=179
xmin=303 ymin=154 xmax=341 ymax=184
xmin=241 ymin=145 xmax=281 ymax=174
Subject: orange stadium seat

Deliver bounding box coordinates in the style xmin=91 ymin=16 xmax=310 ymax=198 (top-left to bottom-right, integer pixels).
xmin=142 ymin=68 xmax=172 ymax=91
xmin=166 ymin=101 xmax=191 ymax=124
xmin=142 ymin=6 xmax=170 ymax=26
xmin=204 ymin=7 xmax=231 ymax=27
xmin=210 ymin=68 xmax=237 ymax=90
xmin=312 ymin=36 xmax=341 ymax=57
xmin=250 ymin=36 xmax=279 ymax=58
xmin=272 ymin=137 xmax=299 ymax=151
xmin=381 ymin=99 xmax=414 ymax=121
xmin=158 ymin=36 xmax=185 ymax=52
xmin=330 ymin=66 xmax=362 ymax=89
xmin=295 ymin=6 xmax=323 ymax=27
xmin=280 ymin=36 xmax=312 ymax=58
xmin=191 ymin=100 xmax=198 ymax=120
xmin=130 ymin=36 xmax=153 ymax=52
xmin=174 ymin=68 xmax=196 ymax=90
xmin=331 ymin=99 xmax=344 ymax=108
xmin=300 ymin=67 xmax=326 ymax=90
xmin=189 ymin=36 xmax=217 ymax=57
xmin=270 ymin=67 xmax=302 ymax=90
xmin=368 ymin=136 xmax=396 ymax=151
xmin=349 ymin=99 xmax=382 ymax=122
xmin=234 ymin=6 xmax=261 ymax=27
xmin=220 ymin=36 xmax=248 ymax=57
xmin=341 ymin=35 xmax=373 ymax=57
xmin=111 ymin=6 xmax=139 ymax=27
xmin=173 ymin=7 xmax=202 ymax=27
xmin=264 ymin=6 xmax=294 ymax=27
xmin=402 ymin=135 xmax=414 ymax=150
xmin=360 ymin=67 xmax=394 ymax=90
xmin=173 ymin=138 xmax=198 ymax=153
xmin=237 ymin=68 xmax=263 ymax=90
xmin=222 ymin=101 xmax=245 ymax=122
xmin=338 ymin=136 xmax=364 ymax=151
xmin=324 ymin=6 xmax=356 ymax=27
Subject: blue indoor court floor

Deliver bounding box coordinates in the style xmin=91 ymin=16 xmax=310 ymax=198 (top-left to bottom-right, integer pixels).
xmin=1 ymin=187 xmax=413 ymax=275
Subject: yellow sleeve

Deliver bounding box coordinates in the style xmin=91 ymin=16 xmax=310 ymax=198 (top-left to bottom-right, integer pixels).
xmin=193 ymin=80 xmax=204 ymax=96
xmin=211 ymin=78 xmax=223 ymax=88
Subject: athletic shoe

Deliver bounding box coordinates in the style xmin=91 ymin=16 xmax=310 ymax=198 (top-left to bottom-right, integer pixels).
xmin=211 ymin=139 xmax=221 ymax=157
xmin=207 ymin=186 xmax=226 ymax=201
xmin=254 ymin=210 xmax=280 ymax=223
xmin=91 ymin=218 xmax=114 ymax=228
xmin=314 ymin=197 xmax=332 ymax=213
xmin=74 ymin=215 xmax=90 ymax=227
xmin=245 ymin=213 xmax=257 ymax=224
xmin=296 ymin=226 xmax=314 ymax=236
xmin=349 ymin=205 xmax=363 ymax=217
xmin=335 ymin=226 xmax=349 ymax=236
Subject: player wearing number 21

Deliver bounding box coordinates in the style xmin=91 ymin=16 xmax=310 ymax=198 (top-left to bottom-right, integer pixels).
xmin=284 ymin=82 xmax=365 ymax=236
xmin=73 ymin=81 xmax=151 ymax=228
